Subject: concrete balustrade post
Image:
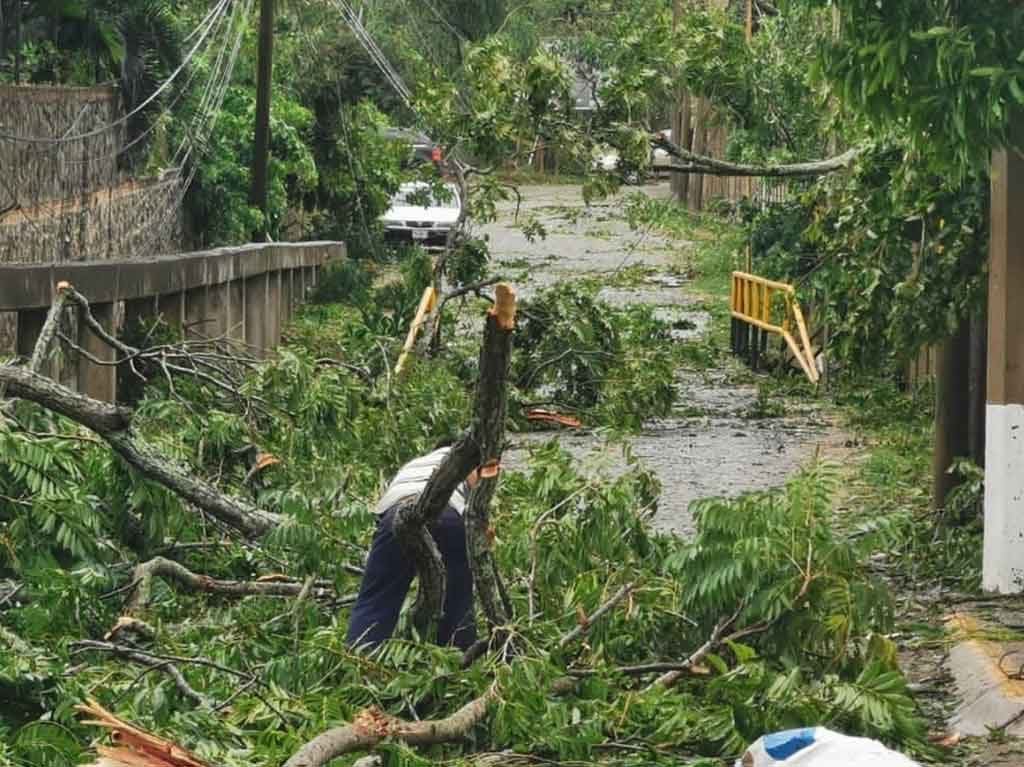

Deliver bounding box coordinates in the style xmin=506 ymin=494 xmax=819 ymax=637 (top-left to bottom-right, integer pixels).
xmin=77 ymin=301 xmax=116 ymax=402
xmin=244 ymin=273 xmax=269 ymax=356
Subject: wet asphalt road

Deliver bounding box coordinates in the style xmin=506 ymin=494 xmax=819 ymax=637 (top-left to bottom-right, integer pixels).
xmin=481 ymin=183 xmax=852 ymax=535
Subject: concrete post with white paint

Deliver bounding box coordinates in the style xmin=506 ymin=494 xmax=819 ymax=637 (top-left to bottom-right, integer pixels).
xmin=983 ymin=146 xmax=1024 ymax=593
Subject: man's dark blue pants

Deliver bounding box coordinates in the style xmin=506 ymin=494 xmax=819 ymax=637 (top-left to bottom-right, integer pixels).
xmin=346 ymin=504 xmax=477 ymax=650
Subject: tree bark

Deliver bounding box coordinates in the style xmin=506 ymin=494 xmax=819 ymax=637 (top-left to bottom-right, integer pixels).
xmin=283 ymin=685 xmax=498 ymax=767
xmin=104 ymin=432 xmax=280 ymax=538
xmin=464 ymin=285 xmax=516 ymax=632
xmin=933 ymin=319 xmax=971 ymax=513
xmin=0 ymin=365 xmax=130 ymax=433
xmin=653 ymin=133 xmax=861 ymax=178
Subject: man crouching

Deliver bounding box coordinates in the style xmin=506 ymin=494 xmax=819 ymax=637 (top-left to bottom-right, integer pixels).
xmin=346 ymin=445 xmax=479 ymax=650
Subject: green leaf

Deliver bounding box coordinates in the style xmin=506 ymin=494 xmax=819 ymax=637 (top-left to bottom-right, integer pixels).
xmin=913 ymin=26 xmax=953 ymax=40
xmin=969 ymin=67 xmax=1004 ymax=78
xmin=1010 ymin=78 xmax=1024 ymax=105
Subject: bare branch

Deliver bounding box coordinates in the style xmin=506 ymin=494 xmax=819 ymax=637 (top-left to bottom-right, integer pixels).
xmin=123 ymin=556 xmax=353 ymax=614
xmin=74 ymin=641 xmax=290 ymax=725
xmin=72 ymin=640 xmax=209 ymax=707
xmin=651 ymin=607 xmax=743 ymax=688
xmin=558 ymin=583 xmax=634 ymax=649
xmin=652 ymin=133 xmax=860 ymax=178
xmin=283 ymin=684 xmax=499 ymax=767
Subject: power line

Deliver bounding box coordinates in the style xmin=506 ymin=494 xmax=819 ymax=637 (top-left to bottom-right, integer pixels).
xmin=328 ymin=0 xmax=414 ymax=109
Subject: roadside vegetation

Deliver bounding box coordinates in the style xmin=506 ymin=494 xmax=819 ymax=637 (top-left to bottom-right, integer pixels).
xmin=2 ymin=1 xmax=1024 ymax=766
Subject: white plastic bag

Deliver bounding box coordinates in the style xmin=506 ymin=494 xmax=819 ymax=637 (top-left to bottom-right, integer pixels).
xmin=736 ymin=727 xmax=921 ymax=767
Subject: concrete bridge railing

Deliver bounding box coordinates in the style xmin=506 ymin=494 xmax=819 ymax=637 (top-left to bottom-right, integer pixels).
xmin=0 ymin=241 xmax=344 ymax=402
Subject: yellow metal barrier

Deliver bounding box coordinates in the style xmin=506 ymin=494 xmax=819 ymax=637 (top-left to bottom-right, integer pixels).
xmin=730 ymin=271 xmax=819 ymax=384
xmin=394 ymin=286 xmax=437 ymax=376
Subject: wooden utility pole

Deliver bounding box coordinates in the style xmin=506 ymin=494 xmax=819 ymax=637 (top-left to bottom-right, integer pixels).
xmin=932 ymin=318 xmax=970 ymax=513
xmin=968 ymin=312 xmax=987 ymax=466
xmin=671 ymin=0 xmax=690 ymax=204
xmin=982 ymin=142 xmax=1024 ymax=593
xmin=687 ymin=99 xmax=707 ymax=211
xmin=250 ymin=0 xmax=275 ymax=236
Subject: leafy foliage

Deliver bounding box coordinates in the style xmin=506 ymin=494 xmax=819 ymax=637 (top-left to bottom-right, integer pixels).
xmin=512 ymin=283 xmax=677 ymax=429
xmin=747 ymin=143 xmax=987 ymax=369
xmin=805 ymin=0 xmax=1024 ymax=175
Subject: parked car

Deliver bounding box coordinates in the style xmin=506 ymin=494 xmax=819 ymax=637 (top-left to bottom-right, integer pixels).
xmin=381 ymin=127 xmax=445 ymax=169
xmin=380 ymin=182 xmax=461 ymax=248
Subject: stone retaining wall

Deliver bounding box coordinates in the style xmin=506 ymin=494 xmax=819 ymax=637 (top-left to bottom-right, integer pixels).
xmin=0 ymin=84 xmax=124 ymax=211
xmin=0 ymin=176 xmax=183 ymax=264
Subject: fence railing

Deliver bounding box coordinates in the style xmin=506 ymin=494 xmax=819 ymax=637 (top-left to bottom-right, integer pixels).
xmin=0 ymin=241 xmax=343 ymax=402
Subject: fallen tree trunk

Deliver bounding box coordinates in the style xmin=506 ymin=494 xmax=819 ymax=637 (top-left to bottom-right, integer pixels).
xmin=651 ymin=133 xmax=861 ymax=178
xmin=282 ymin=684 xmax=499 ymax=767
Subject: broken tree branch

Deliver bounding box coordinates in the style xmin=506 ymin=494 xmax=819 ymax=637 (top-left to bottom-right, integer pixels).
xmin=0 ymin=365 xmax=280 ymax=537
xmin=123 ymin=556 xmax=353 ymax=613
xmin=652 ymin=133 xmax=860 ymax=178
xmin=651 ymin=607 xmax=742 ymax=688
xmin=0 ymin=282 xmax=72 ymax=415
xmin=558 ymin=583 xmax=634 ymax=649
xmin=78 ymin=698 xmax=211 ymax=767
xmin=465 ymin=284 xmax=517 ymax=632
xmin=29 ymin=281 xmax=73 ymax=373
xmin=73 ymin=641 xmax=289 ymax=724
xmin=652 ymin=563 xmax=816 ymax=688
xmin=567 ymin=660 xmax=709 ymax=678
xmin=72 ymin=640 xmax=209 ymax=707
xmin=0 ymin=365 xmax=131 ymax=432
xmin=392 ymin=284 xmax=518 ymax=640
xmin=282 ymin=683 xmax=499 ymax=767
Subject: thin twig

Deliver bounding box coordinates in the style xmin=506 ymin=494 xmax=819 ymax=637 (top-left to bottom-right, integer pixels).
xmin=558 ymin=583 xmax=634 ymax=649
